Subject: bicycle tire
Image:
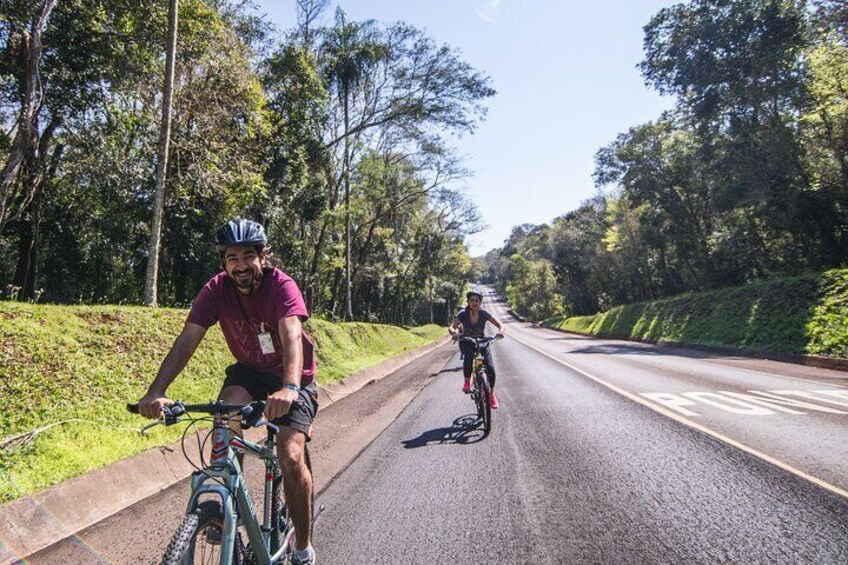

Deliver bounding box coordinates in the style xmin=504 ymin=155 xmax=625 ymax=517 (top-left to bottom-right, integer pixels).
xmin=161 ymin=500 xmax=246 ymax=565
xmin=474 ymin=373 xmax=485 ymax=420
xmin=270 ymin=468 xmax=285 ymax=555
xmin=479 ymin=372 xmax=492 ymax=435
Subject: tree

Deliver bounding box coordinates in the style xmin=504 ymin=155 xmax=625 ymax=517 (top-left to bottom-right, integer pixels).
xmin=0 ymin=0 xmax=57 ymax=234
xmin=322 ymin=7 xmax=386 ymax=320
xmin=15 ymin=0 xmax=266 ymax=305
xmin=143 ymin=0 xmax=178 ymax=307
xmin=1 ymin=0 xmax=166 ymax=299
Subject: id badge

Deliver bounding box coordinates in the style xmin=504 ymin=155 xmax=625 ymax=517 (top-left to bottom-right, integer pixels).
xmin=258 ymin=332 xmax=275 ymax=355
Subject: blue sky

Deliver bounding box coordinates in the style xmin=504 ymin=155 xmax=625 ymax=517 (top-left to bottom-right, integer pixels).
xmin=255 ymin=0 xmax=676 ymax=255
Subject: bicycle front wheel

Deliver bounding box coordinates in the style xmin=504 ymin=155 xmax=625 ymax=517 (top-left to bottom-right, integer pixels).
xmin=161 ymin=500 xmax=246 ymax=565
xmin=474 ymin=373 xmax=485 ymax=420
xmin=479 ymin=372 xmax=492 ymax=435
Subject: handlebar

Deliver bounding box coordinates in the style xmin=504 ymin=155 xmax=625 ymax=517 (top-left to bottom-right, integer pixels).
xmin=127 ymin=400 xmax=277 ymax=433
xmin=453 ymin=334 xmax=504 ymax=346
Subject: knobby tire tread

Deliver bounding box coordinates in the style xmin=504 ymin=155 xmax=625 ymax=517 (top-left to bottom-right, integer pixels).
xmin=481 ymin=376 xmax=492 ymax=435
xmin=161 ymin=501 xmax=245 ymax=565
xmin=474 ymin=372 xmax=484 ymax=420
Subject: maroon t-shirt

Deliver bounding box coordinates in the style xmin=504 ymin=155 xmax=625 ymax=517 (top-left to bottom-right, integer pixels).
xmin=187 ymin=267 xmax=316 ymax=385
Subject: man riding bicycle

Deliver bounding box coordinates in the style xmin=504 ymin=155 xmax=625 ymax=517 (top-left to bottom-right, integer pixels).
xmin=448 ymin=290 xmax=505 ymax=408
xmin=137 ymin=219 xmax=318 ymax=565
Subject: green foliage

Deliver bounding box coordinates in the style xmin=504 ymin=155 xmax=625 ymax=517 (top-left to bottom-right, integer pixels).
xmin=486 ymin=0 xmax=848 ymax=321
xmin=805 ymin=269 xmax=848 ymax=357
xmin=801 ymin=43 xmax=848 ymax=196
xmin=545 ymin=268 xmax=848 ymax=358
xmin=504 ymin=254 xmax=564 ymax=321
xmin=308 ymin=319 xmax=443 ymax=382
xmin=0 ymin=302 xmax=444 ymax=502
xmin=0 ymin=1 xmax=492 ymax=324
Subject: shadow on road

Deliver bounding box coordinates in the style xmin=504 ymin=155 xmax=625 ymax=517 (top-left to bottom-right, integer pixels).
xmin=401 ymin=414 xmax=484 ymax=448
xmin=565 ymin=342 xmax=731 ymax=360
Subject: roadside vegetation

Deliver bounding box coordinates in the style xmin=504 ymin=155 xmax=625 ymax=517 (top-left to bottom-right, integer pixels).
xmin=0 ymin=302 xmax=444 ymax=503
xmin=544 ymin=268 xmax=848 ymax=358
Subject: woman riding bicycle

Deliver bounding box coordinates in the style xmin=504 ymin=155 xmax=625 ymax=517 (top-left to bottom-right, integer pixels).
xmin=448 ymin=290 xmax=506 ymax=408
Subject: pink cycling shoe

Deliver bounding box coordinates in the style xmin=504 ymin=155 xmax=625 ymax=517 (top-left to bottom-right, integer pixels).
xmin=490 ymin=390 xmax=499 ymax=409
xmin=462 ymin=379 xmax=471 ymax=394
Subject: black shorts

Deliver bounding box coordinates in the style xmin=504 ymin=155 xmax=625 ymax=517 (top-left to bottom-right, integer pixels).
xmin=222 ymin=363 xmax=319 ymax=439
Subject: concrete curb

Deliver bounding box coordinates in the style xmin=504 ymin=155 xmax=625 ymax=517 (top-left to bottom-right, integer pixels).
xmin=0 ymin=335 xmax=452 ymax=564
xmin=539 ymin=325 xmax=848 ymax=373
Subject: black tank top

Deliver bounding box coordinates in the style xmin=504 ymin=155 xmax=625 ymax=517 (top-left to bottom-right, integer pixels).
xmin=456 ymin=308 xmax=492 ymax=338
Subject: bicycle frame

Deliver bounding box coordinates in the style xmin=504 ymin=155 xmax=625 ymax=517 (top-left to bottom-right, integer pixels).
xmin=185 ymin=413 xmax=291 ymax=565
xmin=462 ymin=339 xmax=491 ymax=383
xmin=471 ymin=350 xmax=487 ymax=385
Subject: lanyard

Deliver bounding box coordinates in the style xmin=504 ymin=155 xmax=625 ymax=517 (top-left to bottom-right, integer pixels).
xmin=233 ymin=282 xmax=268 ymax=335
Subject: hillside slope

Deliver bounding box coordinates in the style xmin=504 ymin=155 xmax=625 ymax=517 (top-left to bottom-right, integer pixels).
xmin=545 ymin=268 xmax=848 ymax=359
xmin=0 ymin=303 xmax=443 ymax=502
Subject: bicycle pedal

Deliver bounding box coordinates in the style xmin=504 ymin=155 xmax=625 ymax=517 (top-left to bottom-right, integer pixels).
xmin=312 ymin=503 xmax=326 ymax=525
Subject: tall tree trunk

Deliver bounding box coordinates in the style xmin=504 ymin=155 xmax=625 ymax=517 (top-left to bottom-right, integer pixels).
xmin=13 ymin=216 xmax=34 ymax=296
xmin=144 ymin=0 xmax=178 ymax=307
xmin=12 ymin=122 xmax=60 ymax=301
xmin=329 ymin=266 xmax=344 ymax=318
xmin=0 ymin=0 xmax=57 ymax=233
xmin=343 ymin=84 xmax=353 ymax=320
xmin=429 ymin=282 xmax=433 ymax=324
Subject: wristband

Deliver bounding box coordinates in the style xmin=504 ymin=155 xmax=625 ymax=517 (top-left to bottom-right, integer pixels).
xmin=282 ymin=383 xmax=300 ymax=393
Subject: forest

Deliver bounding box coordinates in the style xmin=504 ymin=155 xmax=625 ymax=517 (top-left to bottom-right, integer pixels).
xmin=485 ymin=0 xmax=848 ymax=321
xmin=0 ymin=0 xmax=494 ymax=324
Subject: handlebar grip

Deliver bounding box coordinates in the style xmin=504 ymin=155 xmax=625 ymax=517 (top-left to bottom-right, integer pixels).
xmin=240 ymin=400 xmax=267 ymax=429
xmin=127 ymin=403 xmax=140 ymax=414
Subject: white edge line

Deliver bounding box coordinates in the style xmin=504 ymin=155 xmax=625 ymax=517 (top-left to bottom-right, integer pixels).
xmin=509 ymin=332 xmax=848 ymax=502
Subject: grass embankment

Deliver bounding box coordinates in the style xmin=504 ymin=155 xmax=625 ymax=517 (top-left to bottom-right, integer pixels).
xmin=544 ymin=268 xmax=848 ymax=358
xmin=0 ymin=302 xmax=444 ymax=503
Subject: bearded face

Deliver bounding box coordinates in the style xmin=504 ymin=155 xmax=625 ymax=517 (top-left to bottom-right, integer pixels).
xmin=222 ymin=245 xmax=265 ymax=294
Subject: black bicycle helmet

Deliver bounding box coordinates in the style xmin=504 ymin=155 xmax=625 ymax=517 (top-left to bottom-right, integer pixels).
xmin=215 ymin=219 xmax=267 ymax=249
xmin=466 ymin=290 xmax=483 ymax=300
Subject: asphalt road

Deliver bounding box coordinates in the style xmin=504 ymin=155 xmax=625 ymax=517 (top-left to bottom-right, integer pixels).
xmin=485 ymin=290 xmax=848 ymax=496
xmin=312 ymin=291 xmax=848 ymax=564
xmin=25 ymin=290 xmax=848 ymax=564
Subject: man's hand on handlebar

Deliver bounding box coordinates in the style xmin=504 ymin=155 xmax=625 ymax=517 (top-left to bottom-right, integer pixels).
xmin=265 ymin=387 xmax=298 ymax=421
xmin=138 ymin=391 xmax=172 ymax=419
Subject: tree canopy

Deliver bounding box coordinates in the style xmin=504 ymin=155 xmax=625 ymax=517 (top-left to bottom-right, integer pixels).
xmin=485 ymin=0 xmax=848 ymax=319
xmin=0 ymin=0 xmax=495 ymax=325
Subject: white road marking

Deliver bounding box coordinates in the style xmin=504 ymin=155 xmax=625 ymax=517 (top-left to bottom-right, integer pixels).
xmin=736 ymin=391 xmax=848 ymax=414
xmin=681 ymin=392 xmax=776 ymax=415
xmin=640 ymin=393 xmax=701 ymax=417
xmin=718 ymin=392 xmax=807 ymax=415
xmin=508 ymin=332 xmax=848 ymax=502
xmin=768 ymin=390 xmax=848 ymax=407
xmin=642 ymin=390 xmax=848 ymax=416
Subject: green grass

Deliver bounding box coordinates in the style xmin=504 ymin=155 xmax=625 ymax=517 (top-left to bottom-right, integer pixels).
xmin=0 ymin=303 xmax=444 ymax=503
xmin=544 ymin=268 xmax=848 ymax=358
